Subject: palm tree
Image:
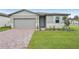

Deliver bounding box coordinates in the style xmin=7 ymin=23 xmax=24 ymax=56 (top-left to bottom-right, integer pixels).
xmin=63 ymin=16 xmax=70 ymax=31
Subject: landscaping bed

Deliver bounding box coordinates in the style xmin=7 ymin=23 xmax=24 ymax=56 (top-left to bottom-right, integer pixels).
xmin=0 ymin=26 xmax=11 ymax=32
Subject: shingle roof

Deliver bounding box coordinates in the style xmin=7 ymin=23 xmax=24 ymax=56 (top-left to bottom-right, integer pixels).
xmin=0 ymin=13 xmax=9 ymax=17
xmin=8 ymin=9 xmax=70 ymax=16
xmin=37 ymin=12 xmax=70 ymax=16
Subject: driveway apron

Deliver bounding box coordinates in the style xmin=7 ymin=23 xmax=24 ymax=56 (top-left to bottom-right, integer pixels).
xmin=0 ymin=29 xmax=34 ymax=49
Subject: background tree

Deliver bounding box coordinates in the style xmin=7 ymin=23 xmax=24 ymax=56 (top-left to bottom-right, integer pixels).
xmin=73 ymin=15 xmax=79 ymax=21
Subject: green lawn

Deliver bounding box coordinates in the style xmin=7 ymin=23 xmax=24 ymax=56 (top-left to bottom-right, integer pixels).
xmin=0 ymin=26 xmax=11 ymax=32
xmin=70 ymin=25 xmax=79 ymax=30
xmin=28 ymin=31 xmax=79 ymax=49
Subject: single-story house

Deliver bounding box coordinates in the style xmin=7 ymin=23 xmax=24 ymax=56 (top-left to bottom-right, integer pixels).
xmin=0 ymin=13 xmax=10 ymax=27
xmin=9 ymin=9 xmax=70 ymax=29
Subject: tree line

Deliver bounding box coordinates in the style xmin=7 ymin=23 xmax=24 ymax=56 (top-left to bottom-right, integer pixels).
xmin=68 ymin=15 xmax=79 ymax=21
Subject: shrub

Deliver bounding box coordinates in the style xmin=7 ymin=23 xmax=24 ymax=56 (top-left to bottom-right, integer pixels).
xmin=0 ymin=26 xmax=11 ymax=32
xmin=1 ymin=26 xmax=11 ymax=29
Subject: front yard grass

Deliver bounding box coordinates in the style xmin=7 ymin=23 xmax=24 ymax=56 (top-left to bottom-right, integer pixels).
xmin=0 ymin=26 xmax=11 ymax=32
xmin=28 ymin=31 xmax=79 ymax=49
xmin=70 ymin=25 xmax=79 ymax=31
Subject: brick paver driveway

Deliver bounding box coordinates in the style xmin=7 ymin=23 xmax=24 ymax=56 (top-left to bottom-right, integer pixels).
xmin=0 ymin=29 xmax=34 ymax=49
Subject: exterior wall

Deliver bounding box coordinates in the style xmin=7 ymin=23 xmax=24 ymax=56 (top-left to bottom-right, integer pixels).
xmin=10 ymin=10 xmax=68 ymax=29
xmin=0 ymin=16 xmax=10 ymax=27
xmin=10 ymin=11 xmax=39 ymax=28
xmin=36 ymin=16 xmax=39 ymax=29
xmin=46 ymin=16 xmax=64 ymax=28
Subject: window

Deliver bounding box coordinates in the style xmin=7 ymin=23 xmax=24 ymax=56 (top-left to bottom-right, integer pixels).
xmin=56 ymin=20 xmax=59 ymax=23
xmin=55 ymin=17 xmax=60 ymax=23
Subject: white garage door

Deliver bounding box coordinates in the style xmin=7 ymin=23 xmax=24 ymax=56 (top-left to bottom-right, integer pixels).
xmin=14 ymin=18 xmax=36 ymax=29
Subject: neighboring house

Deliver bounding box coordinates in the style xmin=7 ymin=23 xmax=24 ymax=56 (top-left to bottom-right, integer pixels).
xmin=9 ymin=9 xmax=70 ymax=29
xmin=69 ymin=20 xmax=79 ymax=26
xmin=0 ymin=13 xmax=10 ymax=27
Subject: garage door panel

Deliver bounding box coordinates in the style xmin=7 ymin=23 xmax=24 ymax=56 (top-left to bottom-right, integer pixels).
xmin=14 ymin=18 xmax=36 ymax=29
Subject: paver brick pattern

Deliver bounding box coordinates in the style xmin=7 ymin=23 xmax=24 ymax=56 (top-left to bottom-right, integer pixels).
xmin=0 ymin=29 xmax=34 ymax=49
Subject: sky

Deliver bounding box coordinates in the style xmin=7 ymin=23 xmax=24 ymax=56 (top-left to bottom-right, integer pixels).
xmin=0 ymin=9 xmax=79 ymax=18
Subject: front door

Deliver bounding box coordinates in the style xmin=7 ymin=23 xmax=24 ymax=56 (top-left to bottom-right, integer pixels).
xmin=39 ymin=16 xmax=46 ymax=28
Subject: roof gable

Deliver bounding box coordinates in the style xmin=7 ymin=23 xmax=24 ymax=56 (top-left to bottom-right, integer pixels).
xmin=9 ymin=9 xmax=39 ymax=16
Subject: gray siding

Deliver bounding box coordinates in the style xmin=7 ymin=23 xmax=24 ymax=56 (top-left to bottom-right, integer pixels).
xmin=10 ymin=10 xmax=39 ymax=28
xmin=46 ymin=16 xmax=64 ymax=28
xmin=0 ymin=16 xmax=10 ymax=27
